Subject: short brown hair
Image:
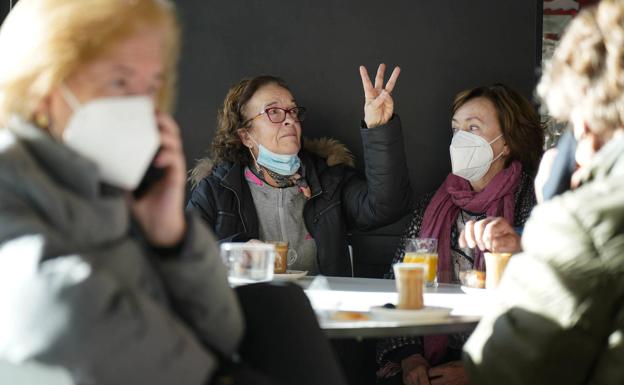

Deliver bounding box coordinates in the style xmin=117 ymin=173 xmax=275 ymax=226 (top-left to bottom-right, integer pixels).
xmin=211 ymin=75 xmax=290 ymax=165
xmin=453 ymin=84 xmax=545 ymax=174
xmin=538 ymin=0 xmax=624 ymax=137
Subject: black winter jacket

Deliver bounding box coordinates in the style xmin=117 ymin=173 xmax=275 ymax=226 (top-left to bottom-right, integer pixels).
xmin=186 ymin=116 xmax=412 ymax=276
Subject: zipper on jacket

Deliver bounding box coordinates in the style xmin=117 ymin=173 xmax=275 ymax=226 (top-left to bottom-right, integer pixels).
xmin=278 ymin=189 xmax=289 ymax=242
xmin=220 ymin=183 xmax=248 ymax=235
xmin=301 ymin=189 xmax=324 ymax=274
xmin=304 ymin=189 xmax=324 ymax=224
xmin=313 ymin=201 xmax=341 ymax=224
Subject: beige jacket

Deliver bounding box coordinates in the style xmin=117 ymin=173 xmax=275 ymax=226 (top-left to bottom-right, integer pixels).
xmin=464 ymin=133 xmax=624 ymax=385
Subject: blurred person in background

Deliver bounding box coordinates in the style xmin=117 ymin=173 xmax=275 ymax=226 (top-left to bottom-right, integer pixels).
xmin=0 ymin=1 xmax=241 ymax=383
xmin=463 ymin=1 xmax=624 ymax=384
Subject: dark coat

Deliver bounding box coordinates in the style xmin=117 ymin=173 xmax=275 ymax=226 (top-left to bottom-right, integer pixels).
xmin=187 ymin=116 xmax=413 ymax=277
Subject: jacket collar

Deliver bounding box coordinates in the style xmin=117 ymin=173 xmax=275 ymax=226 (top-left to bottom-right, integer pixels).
xmin=299 ymin=150 xmax=323 ymax=198
xmin=211 ymin=151 xmax=332 ymax=200
xmin=580 ymin=132 xmax=624 ymax=184
xmin=189 ymin=136 xmax=354 ymax=191
xmin=8 ymin=118 xmax=101 ymax=198
xmin=213 ymin=161 xmax=244 ymax=192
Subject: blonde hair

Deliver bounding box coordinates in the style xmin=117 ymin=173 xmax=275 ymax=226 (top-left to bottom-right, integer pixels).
xmin=0 ymin=0 xmax=180 ymax=126
xmin=538 ymin=0 xmax=624 ymax=135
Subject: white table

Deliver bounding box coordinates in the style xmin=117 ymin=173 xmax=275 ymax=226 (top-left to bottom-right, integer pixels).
xmin=297 ymin=276 xmax=488 ymax=339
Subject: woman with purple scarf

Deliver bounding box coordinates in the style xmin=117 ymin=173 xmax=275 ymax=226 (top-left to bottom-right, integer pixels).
xmin=376 ymin=84 xmax=545 ymax=385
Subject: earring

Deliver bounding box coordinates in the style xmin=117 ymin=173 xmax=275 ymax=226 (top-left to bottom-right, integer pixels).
xmin=34 ymin=112 xmax=50 ymax=129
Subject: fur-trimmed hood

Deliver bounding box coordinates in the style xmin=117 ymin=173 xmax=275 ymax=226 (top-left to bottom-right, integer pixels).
xmin=188 ymin=137 xmax=355 ymax=188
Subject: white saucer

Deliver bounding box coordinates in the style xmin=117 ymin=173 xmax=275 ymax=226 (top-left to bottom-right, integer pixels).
xmin=273 ymin=270 xmax=308 ymax=281
xmin=460 ymin=285 xmax=488 ymax=295
xmin=369 ymin=306 xmax=451 ymax=322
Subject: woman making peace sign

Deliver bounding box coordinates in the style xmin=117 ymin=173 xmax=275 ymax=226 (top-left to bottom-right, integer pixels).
xmin=188 ymin=64 xmax=412 ymax=276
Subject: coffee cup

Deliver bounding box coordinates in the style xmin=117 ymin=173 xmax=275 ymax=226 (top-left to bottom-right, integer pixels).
xmin=268 ymin=241 xmax=289 ymax=274
xmin=484 ymin=252 xmax=512 ymax=289
xmin=393 ymin=262 xmax=425 ymax=310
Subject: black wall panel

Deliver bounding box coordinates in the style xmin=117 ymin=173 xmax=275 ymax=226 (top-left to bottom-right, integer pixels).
xmin=175 ymin=0 xmax=542 ymax=197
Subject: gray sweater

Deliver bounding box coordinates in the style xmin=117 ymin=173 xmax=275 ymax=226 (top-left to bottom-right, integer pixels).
xmin=245 ymin=167 xmax=318 ymax=273
xmin=0 ymin=120 xmax=243 ymax=385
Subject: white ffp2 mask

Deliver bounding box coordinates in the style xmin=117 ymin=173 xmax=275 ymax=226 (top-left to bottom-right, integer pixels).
xmin=449 ymin=130 xmax=504 ymax=182
xmin=60 ymin=85 xmax=160 ymax=190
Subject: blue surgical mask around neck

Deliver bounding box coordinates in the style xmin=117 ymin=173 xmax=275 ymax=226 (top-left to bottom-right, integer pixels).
xmin=249 ymin=137 xmax=301 ymax=176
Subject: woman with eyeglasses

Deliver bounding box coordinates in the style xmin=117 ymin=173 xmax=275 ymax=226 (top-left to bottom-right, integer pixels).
xmin=187 ymin=66 xmax=412 ymax=277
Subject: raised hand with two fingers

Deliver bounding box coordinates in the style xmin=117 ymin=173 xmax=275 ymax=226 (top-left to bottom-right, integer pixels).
xmin=359 ymin=63 xmax=401 ymax=128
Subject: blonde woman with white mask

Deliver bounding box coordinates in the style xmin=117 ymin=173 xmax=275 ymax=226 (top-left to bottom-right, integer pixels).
xmin=0 ymin=1 xmax=243 ymax=384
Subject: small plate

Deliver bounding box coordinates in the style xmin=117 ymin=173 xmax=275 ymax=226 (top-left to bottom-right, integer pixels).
xmin=330 ymin=311 xmax=371 ymax=321
xmin=273 ymin=270 xmax=308 ymax=281
xmin=460 ymin=285 xmax=488 ymax=295
xmin=369 ymin=306 xmax=451 ymax=322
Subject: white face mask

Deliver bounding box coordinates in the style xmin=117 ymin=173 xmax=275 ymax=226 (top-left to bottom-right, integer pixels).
xmin=449 ymin=130 xmax=504 ymax=182
xmin=60 ymin=85 xmax=160 ymax=190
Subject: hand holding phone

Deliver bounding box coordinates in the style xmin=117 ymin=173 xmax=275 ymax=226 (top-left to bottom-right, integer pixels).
xmin=133 ymin=152 xmax=166 ymax=199
xmin=130 ymin=113 xmax=186 ymax=247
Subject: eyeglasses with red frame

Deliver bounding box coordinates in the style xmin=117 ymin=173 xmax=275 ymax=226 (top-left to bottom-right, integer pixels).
xmin=243 ymin=106 xmax=307 ymax=127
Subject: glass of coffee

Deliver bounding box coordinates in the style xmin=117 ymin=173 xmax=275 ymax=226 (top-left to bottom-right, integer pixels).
xmin=484 ymin=252 xmax=512 ymax=289
xmin=393 ymin=262 xmax=425 ymax=310
xmin=268 ymin=241 xmax=289 ymax=274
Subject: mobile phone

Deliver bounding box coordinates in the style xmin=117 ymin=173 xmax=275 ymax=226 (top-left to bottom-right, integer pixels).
xmin=133 ymin=155 xmax=166 ymax=199
xmin=542 ymin=130 xmax=577 ymax=201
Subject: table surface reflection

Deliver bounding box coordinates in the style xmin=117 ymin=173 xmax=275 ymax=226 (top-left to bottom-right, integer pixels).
xmin=296 ymin=276 xmax=488 ymax=339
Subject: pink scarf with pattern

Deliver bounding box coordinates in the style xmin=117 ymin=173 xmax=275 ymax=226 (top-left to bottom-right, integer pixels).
xmin=419 ymin=161 xmax=522 ymax=281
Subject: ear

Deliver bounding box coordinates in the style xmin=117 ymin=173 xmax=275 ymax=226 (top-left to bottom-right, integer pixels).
xmin=237 ymin=128 xmax=253 ymax=149
xmin=574 ymin=121 xmax=601 ymax=168
xmin=502 ymin=141 xmax=511 ymax=157
xmin=33 ymin=95 xmax=52 ymax=127
xmin=583 ymin=122 xmax=603 ymax=152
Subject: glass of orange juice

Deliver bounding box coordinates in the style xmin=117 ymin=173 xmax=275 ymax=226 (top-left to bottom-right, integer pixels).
xmin=403 ymin=238 xmax=438 ymax=287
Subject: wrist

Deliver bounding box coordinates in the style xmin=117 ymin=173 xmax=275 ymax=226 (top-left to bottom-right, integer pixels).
xmin=401 ymin=353 xmax=430 ymax=371
xmin=364 ymin=118 xmax=381 ymax=129
xmin=149 ymin=213 xmax=186 ymax=247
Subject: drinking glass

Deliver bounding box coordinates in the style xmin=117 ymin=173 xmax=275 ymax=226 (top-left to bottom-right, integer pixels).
xmin=393 ymin=263 xmax=425 ymax=309
xmin=484 ymin=252 xmax=512 ymax=289
xmin=221 ymin=242 xmax=275 ymax=285
xmin=267 ymin=241 xmax=298 ymax=273
xmin=403 ymin=238 xmax=438 ymax=287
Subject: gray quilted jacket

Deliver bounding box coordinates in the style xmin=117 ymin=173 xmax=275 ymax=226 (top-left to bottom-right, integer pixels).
xmin=0 ymin=120 xmax=243 ymax=385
